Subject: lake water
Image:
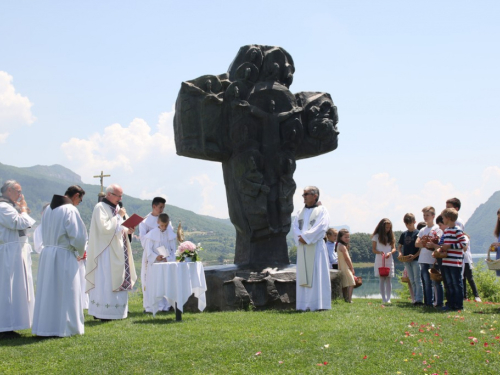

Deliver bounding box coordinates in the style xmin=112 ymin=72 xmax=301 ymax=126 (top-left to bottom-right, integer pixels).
xmin=353 ymin=253 xmax=489 ymax=299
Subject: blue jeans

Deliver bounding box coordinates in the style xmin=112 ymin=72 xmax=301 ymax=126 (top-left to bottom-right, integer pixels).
xmin=405 ymin=261 xmax=423 ymax=303
xmin=442 ymin=266 xmax=464 ymax=310
xmin=420 ymin=263 xmax=443 ymax=306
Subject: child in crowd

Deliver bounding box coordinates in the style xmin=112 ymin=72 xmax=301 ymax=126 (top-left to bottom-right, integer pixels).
xmin=416 ymin=206 xmax=443 ymax=307
xmin=372 ymin=218 xmax=396 ymax=304
xmin=490 ymin=208 xmax=500 ymax=277
xmin=397 ymin=213 xmax=423 ymax=305
xmin=434 ymin=208 xmax=467 ymax=311
xmin=417 ymin=222 xmax=426 ymax=231
xmin=325 ymin=228 xmax=338 ymax=269
xmin=143 ymin=213 xmax=177 ymax=313
xmin=335 ymin=229 xmax=355 ymax=303
xmin=462 ymin=233 xmax=481 ymax=302
xmin=446 ymin=198 xmax=464 ymax=230
xmin=429 ymin=215 xmax=449 ymax=307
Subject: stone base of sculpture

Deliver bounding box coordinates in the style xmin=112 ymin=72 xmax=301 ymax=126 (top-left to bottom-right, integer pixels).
xmin=182 ymin=264 xmax=342 ymax=312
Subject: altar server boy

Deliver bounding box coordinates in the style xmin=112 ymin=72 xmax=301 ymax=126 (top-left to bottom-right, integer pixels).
xmin=143 ymin=213 xmax=177 ymax=313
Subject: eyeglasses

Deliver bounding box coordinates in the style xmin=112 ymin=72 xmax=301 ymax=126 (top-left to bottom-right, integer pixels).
xmin=302 ymin=193 xmax=312 ymax=197
xmin=110 ymin=192 xmax=123 ymax=198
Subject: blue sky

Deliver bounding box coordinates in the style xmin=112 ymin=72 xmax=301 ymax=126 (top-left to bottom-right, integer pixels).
xmin=1 ymin=0 xmax=499 ymax=232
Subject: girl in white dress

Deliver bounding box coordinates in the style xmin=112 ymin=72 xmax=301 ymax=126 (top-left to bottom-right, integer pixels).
xmin=372 ymin=218 xmax=396 ymax=304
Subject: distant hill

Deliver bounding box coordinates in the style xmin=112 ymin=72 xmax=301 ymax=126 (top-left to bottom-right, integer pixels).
xmin=0 ymin=162 xmax=235 ymax=263
xmin=23 ymin=164 xmax=83 ymax=184
xmin=465 ymin=191 xmax=500 ymax=254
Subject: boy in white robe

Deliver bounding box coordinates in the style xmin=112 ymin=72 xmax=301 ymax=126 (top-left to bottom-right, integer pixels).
xmin=144 ymin=213 xmax=177 ymax=312
xmin=292 ymin=186 xmax=331 ymax=311
xmin=139 ymin=197 xmax=166 ymax=311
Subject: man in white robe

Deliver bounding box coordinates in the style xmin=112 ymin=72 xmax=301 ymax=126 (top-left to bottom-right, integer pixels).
xmin=0 ymin=180 xmax=36 ymax=333
xmin=292 ymin=186 xmax=331 ymax=311
xmin=144 ymin=213 xmax=177 ymax=312
xmin=138 ymin=197 xmax=166 ymax=311
xmin=86 ymin=184 xmax=137 ymax=320
xmin=32 ymin=185 xmax=88 ymax=337
xmin=34 ymin=193 xmax=89 ymax=311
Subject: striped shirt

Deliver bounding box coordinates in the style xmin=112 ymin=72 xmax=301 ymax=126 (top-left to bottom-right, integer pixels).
xmin=441 ymin=226 xmax=467 ymax=267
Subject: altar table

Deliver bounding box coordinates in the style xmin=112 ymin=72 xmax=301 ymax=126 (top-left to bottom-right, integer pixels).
xmin=149 ymin=261 xmax=207 ymax=319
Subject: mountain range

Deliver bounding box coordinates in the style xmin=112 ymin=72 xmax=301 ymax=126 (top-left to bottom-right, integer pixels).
xmin=464 ymin=190 xmax=500 ymax=254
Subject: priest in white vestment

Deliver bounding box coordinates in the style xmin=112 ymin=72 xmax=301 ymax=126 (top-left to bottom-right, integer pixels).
xmin=292 ymin=186 xmax=331 ymax=311
xmin=32 ymin=186 xmax=88 ymax=337
xmin=143 ymin=213 xmax=176 ymax=312
xmin=138 ymin=197 xmax=166 ymax=311
xmin=0 ymin=180 xmax=36 ymax=332
xmin=86 ymin=184 xmax=137 ymax=320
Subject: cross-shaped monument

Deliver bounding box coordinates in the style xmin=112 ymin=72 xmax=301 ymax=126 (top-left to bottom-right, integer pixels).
xmin=93 ymin=171 xmax=110 ymax=200
xmin=174 ymin=45 xmax=339 ymax=267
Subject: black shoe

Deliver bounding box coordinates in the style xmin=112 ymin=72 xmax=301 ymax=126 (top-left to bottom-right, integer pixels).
xmin=413 ymin=302 xmax=424 ymax=306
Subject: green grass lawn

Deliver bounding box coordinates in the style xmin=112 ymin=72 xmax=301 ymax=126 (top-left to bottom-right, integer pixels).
xmin=1 ymin=295 xmax=500 ymax=374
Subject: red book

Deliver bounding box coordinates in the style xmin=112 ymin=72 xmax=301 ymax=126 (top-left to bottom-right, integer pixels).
xmin=122 ymin=214 xmax=144 ymax=229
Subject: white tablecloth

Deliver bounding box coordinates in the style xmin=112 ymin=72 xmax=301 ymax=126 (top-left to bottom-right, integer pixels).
xmin=149 ymin=261 xmax=207 ymax=317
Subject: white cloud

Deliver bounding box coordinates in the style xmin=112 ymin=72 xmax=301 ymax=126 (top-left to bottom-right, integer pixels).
xmin=0 ymin=71 xmax=36 ymax=141
xmin=61 ymin=110 xmax=177 ymax=178
xmin=139 ymin=187 xmax=168 ymax=202
xmin=189 ymin=173 xmax=219 ymax=216
xmin=294 ymin=168 xmax=500 ymax=233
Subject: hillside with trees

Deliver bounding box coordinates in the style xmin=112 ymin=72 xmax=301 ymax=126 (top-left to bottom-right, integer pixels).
xmin=465 ymin=190 xmax=500 ymax=253
xmin=0 ymin=162 xmax=235 ymax=263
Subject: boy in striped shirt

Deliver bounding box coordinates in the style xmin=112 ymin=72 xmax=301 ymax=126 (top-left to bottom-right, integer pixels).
xmin=434 ymin=208 xmax=467 ymax=310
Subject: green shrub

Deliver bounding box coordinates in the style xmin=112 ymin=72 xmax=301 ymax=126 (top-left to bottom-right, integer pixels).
xmin=467 ymin=261 xmax=500 ymax=302
xmin=394 ymin=269 xmax=412 ymax=301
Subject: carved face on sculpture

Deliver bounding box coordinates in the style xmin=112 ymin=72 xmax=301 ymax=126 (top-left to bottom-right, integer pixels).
xmin=307 ymin=99 xmax=335 ymax=139
xmin=269 ymin=100 xmax=275 ymax=113
xmin=250 ymin=49 xmax=257 ymax=61
xmin=205 ymin=79 xmax=212 ymax=93
xmin=272 ymin=63 xmax=280 ymax=80
xmin=234 ymin=86 xmax=240 ymax=99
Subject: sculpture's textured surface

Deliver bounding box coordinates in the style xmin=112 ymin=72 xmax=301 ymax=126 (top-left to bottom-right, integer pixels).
xmin=174 ymin=45 xmax=339 ymax=266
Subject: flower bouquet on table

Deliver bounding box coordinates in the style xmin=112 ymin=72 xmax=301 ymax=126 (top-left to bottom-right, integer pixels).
xmin=176 ymin=241 xmax=203 ymax=262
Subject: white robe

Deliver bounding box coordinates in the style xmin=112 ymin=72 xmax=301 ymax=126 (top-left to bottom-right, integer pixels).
xmin=32 ymin=200 xmax=88 ymax=337
xmin=143 ymin=227 xmax=177 ymax=312
xmin=86 ymin=201 xmax=137 ymax=320
xmin=139 ymin=214 xmax=175 ymax=310
xmin=0 ymin=202 xmax=36 ymax=332
xmin=79 ymin=258 xmax=89 ymax=309
xmin=292 ymin=206 xmax=331 ymax=311
xmin=33 ymin=221 xmax=89 ymax=310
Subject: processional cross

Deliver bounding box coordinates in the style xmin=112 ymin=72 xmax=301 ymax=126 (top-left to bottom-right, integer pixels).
xmin=174 ymin=45 xmax=339 ymax=267
xmin=93 ymin=171 xmax=110 ymax=196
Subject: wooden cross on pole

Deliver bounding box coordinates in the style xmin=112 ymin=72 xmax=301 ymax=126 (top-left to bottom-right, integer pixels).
xmin=93 ymin=171 xmax=111 ymax=193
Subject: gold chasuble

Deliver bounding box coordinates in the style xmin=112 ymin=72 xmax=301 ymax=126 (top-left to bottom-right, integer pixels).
xmin=296 ymin=207 xmax=321 ymax=288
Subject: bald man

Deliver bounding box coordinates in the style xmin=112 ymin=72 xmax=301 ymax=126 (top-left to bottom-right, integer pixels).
xmin=86 ymin=184 xmax=137 ymax=320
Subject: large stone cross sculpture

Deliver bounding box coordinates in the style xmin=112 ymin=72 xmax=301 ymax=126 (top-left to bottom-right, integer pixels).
xmin=174 ymin=45 xmax=339 ymax=267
